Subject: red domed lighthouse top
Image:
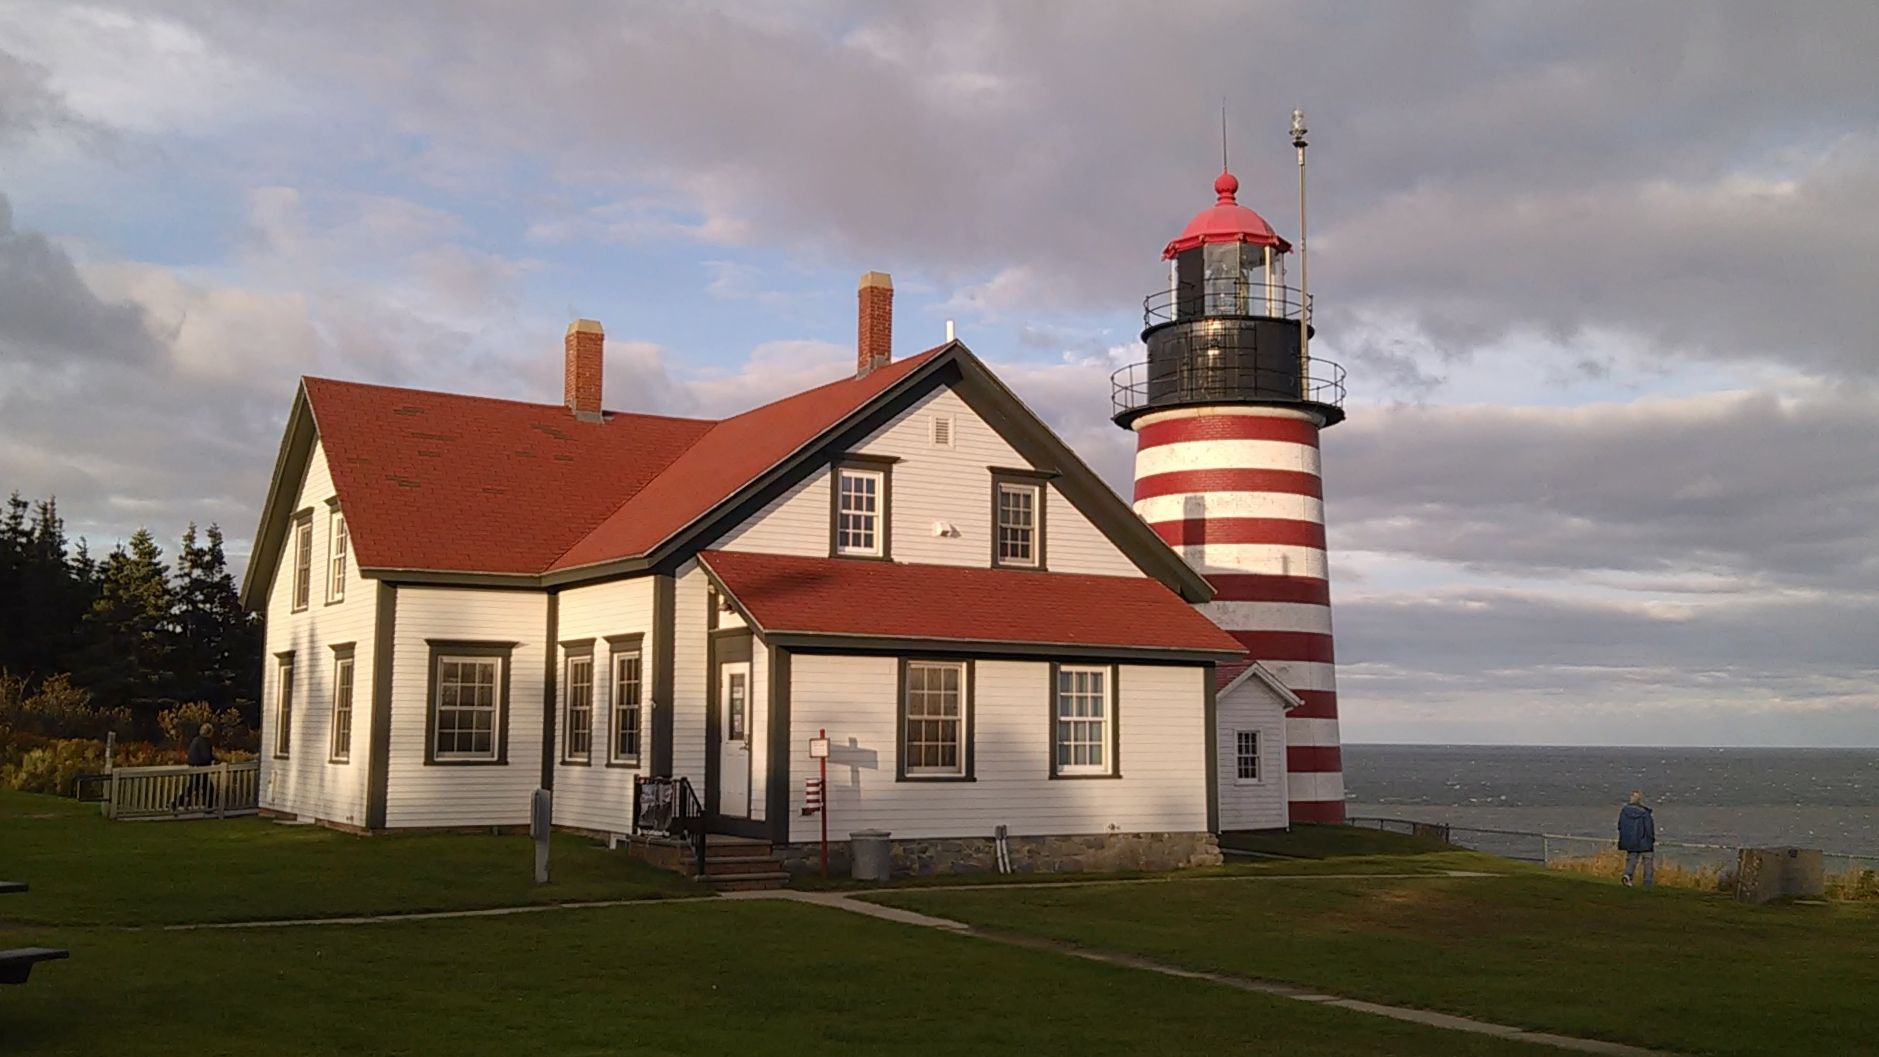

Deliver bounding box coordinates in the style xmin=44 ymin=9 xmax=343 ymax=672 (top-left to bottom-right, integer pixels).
xmin=1161 ymin=169 xmax=1292 ymax=260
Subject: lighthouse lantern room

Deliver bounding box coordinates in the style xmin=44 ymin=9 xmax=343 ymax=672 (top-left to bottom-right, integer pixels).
xmin=1111 ymin=124 xmax=1349 ymax=825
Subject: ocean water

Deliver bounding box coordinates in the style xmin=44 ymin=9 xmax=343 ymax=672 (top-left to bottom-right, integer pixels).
xmin=1343 ymin=745 xmax=1879 ymax=860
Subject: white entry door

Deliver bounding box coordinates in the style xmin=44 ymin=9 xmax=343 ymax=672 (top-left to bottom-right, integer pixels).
xmin=718 ymin=663 xmax=752 ymax=817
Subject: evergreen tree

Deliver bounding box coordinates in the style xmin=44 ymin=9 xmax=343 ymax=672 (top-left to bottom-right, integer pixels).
xmin=174 ymin=523 xmax=260 ymax=717
xmin=0 ymin=492 xmax=28 ymax=676
xmin=76 ymin=528 xmax=178 ymax=736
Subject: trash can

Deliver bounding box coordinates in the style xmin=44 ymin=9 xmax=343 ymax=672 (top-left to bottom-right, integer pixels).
xmin=850 ymin=829 xmax=892 ymax=882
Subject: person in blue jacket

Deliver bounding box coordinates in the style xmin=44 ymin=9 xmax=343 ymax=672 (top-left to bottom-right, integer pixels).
xmin=1617 ymin=790 xmax=1655 ymax=887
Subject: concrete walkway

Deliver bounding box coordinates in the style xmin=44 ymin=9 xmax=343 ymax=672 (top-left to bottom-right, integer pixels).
xmin=727 ymin=888 xmax=1684 ymax=1057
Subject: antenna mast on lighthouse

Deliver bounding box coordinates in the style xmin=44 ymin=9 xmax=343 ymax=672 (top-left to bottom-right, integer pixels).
xmin=1292 ymin=108 xmax=1310 ymax=389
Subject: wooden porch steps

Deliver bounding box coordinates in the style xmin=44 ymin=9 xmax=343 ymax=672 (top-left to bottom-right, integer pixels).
xmin=699 ymin=834 xmax=788 ymax=892
xmin=620 ymin=832 xmax=789 ymax=891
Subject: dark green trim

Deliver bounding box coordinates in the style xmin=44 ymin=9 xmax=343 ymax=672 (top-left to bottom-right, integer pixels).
xmin=421 ymin=640 xmax=516 ymax=766
xmin=704 ymin=624 xmax=718 ymax=814
xmin=828 ymin=458 xmax=893 ymax=561
xmin=542 ymin=595 xmax=559 ymax=786
xmin=714 ymin=630 xmax=752 ymax=664
xmin=1203 ymin=663 xmax=1220 ymax=833
xmin=651 ymin=574 xmax=676 ymax=776
xmin=989 ymin=469 xmax=1048 ymax=571
xmin=705 ymin=588 xmax=719 ymax=631
xmin=327 ymin=642 xmax=357 ymax=765
xmin=895 ymin=657 xmax=975 ymax=783
xmin=767 ymin=645 xmax=791 ymax=845
xmin=365 ymin=583 xmax=395 ymax=829
xmin=560 ymin=636 xmax=595 ymax=767
xmin=239 ymin=384 xmax=317 ymax=610
xmin=1047 ymin=661 xmax=1123 ymax=780
xmin=603 ymin=634 xmax=646 ymax=769
xmin=558 ymin=637 xmax=595 ymax=651
xmin=372 ymin=568 xmax=545 ymax=590
xmin=837 ymin=452 xmax=901 ymax=467
xmin=271 ymin=650 xmax=296 ymax=760
xmin=767 ymin=632 xmax=1233 ymax=665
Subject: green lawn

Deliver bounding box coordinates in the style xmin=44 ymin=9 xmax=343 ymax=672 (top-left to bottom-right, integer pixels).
xmin=2 ymin=902 xmax=1559 ymax=1057
xmin=877 ymin=866 xmax=1879 ymax=1057
xmin=0 ymin=789 xmax=697 ymax=925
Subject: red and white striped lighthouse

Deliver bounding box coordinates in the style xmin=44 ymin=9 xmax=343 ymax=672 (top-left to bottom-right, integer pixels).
xmin=1111 ymin=152 xmax=1348 ymax=823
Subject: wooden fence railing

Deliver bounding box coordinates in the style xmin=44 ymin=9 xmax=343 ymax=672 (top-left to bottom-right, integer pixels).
xmin=100 ymin=762 xmax=260 ymax=820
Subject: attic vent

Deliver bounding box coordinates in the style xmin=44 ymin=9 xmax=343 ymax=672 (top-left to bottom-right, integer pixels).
xmin=930 ymin=414 xmax=955 ymax=448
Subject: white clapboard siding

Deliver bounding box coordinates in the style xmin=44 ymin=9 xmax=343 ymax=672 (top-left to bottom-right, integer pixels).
xmin=258 ymin=439 xmax=376 ymax=828
xmin=550 ymin=577 xmax=655 ymax=834
xmin=786 ymin=657 xmax=1209 ymax=841
xmin=671 ymin=562 xmax=709 ymax=790
xmin=709 ymin=385 xmax=1141 ymax=579
xmin=1216 ymin=675 xmax=1291 ymax=832
xmin=384 ymin=587 xmax=546 ymax=828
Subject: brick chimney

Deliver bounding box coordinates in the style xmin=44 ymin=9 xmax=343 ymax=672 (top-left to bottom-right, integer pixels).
xmin=857 ymin=271 xmax=893 ymax=377
xmin=565 ymin=319 xmax=604 ymax=422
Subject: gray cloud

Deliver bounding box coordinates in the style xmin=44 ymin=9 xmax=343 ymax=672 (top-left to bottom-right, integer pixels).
xmin=0 ymin=193 xmax=158 ymax=367
xmin=1325 ymin=386 xmax=1879 ymax=589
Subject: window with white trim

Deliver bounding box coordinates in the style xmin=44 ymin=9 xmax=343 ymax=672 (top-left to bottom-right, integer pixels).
xmin=290 ymin=515 xmax=313 ymax=611
xmin=327 ymin=511 xmax=349 ymax=603
xmin=611 ymin=650 xmax=642 ymax=765
xmin=1235 ymin=730 xmax=1260 ymax=781
xmin=903 ymin=661 xmax=965 ymax=777
xmin=1054 ymin=666 xmax=1111 ymax=775
xmin=564 ymin=654 xmax=593 ymax=762
xmin=995 ymin=481 xmax=1040 ymax=567
xmin=273 ymin=654 xmax=295 ymax=757
xmin=434 ymin=656 xmax=501 ymax=761
xmin=330 ymin=654 xmax=354 ymax=762
xmin=835 ymin=467 xmax=884 ymax=556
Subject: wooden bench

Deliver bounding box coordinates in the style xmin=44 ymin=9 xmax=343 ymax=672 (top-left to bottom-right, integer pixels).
xmin=0 ymin=948 xmax=68 ymax=985
xmin=0 ymin=882 xmax=70 ymax=985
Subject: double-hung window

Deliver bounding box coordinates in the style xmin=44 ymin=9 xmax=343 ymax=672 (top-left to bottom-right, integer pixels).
xmin=901 ymin=660 xmax=968 ymax=779
xmin=432 ymin=653 xmax=503 ymax=762
xmin=834 ymin=466 xmax=886 ymax=557
xmin=611 ymin=649 xmax=643 ymax=765
xmin=564 ymin=651 xmax=593 ymax=763
xmin=1235 ymin=730 xmax=1260 ymax=782
xmin=1053 ymin=665 xmax=1113 ymax=777
xmin=330 ymin=647 xmax=354 ymax=762
xmin=273 ymin=653 xmax=295 ymax=757
xmin=994 ymin=480 xmax=1042 ymax=567
xmin=327 ymin=511 xmax=349 ymax=603
xmin=290 ymin=514 xmax=313 ymax=611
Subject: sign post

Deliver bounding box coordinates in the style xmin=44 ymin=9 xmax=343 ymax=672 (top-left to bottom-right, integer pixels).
xmin=807 ymin=729 xmax=831 ymax=878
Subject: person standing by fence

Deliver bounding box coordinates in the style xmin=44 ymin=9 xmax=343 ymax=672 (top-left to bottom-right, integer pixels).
xmin=1617 ymin=790 xmax=1655 ymax=887
xmin=171 ymin=723 xmax=216 ymax=813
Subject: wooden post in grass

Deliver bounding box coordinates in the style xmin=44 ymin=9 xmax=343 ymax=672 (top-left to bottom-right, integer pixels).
xmin=531 ymin=788 xmax=552 ymax=885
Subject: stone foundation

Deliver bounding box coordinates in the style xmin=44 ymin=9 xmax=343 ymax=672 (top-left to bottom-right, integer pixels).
xmin=780 ymin=831 xmax=1221 ymax=877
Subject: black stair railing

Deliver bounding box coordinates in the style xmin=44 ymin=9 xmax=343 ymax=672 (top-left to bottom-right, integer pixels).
xmin=633 ymin=775 xmax=707 ymax=876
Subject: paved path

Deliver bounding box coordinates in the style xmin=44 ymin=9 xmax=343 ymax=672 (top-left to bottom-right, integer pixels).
xmin=728 ymin=888 xmax=1684 ymax=1057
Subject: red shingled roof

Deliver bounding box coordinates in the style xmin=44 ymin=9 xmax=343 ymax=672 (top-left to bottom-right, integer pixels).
xmin=698 ymin=550 xmax=1244 ymax=655
xmin=303 ymin=347 xmax=942 ymax=576
xmin=551 ymin=349 xmax=940 ymax=572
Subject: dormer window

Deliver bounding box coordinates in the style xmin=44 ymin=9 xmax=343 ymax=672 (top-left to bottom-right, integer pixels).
xmin=831 ymin=457 xmax=893 ymax=559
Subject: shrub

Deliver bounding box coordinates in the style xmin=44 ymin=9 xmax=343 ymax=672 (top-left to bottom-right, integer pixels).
xmin=0 ymin=671 xmax=131 ymax=741
xmin=156 ymin=701 xmax=254 ymax=750
xmin=1 ymin=738 xmax=104 ymax=796
xmin=1548 ymin=846 xmax=1729 ymax=891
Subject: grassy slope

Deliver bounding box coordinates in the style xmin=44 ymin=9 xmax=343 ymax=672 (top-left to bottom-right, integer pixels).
xmin=1 ymin=902 xmax=1557 ymax=1057
xmin=0 ymin=789 xmax=697 ymax=925
xmin=878 ymin=867 xmax=1879 ymax=1057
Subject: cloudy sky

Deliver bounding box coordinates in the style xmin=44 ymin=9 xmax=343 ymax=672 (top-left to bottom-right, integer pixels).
xmin=4 ymin=1 xmax=1877 ymax=746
